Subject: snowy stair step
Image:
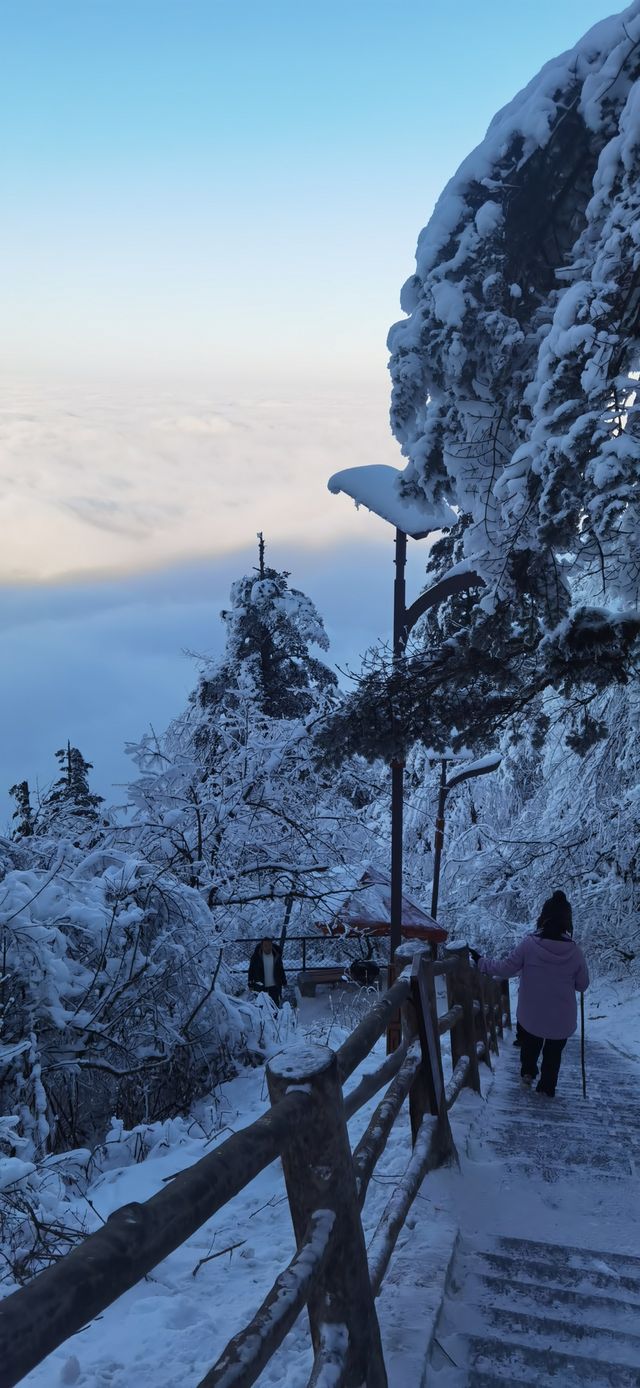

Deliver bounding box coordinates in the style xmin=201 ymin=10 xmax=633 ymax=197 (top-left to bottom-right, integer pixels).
xmin=465 ymin=1150 xmax=635 ymax=1183
xmin=467 ymin=1374 xmax=539 ymax=1388
xmin=491 ymin=1122 xmax=640 ymax=1138
xmin=478 ymin=1082 xmax=634 ymax=1097
xmin=487 ymin=1095 xmax=640 ymax=1116
xmin=464 ymin=1254 xmax=640 ymax=1304
xmin=486 ymin=1123 xmax=636 ymax=1147
xmin=468 ymin=1334 xmax=640 ymax=1387
xmin=459 ymin=1274 xmax=640 ymax=1333
xmin=484 ymin=1140 xmax=637 ymax=1171
xmin=483 ymin=1113 xmax=640 ymax=1136
xmin=478 ymin=1123 xmax=639 ymax=1145
xmin=495 ymin=1234 xmax=640 ymax=1278
xmin=443 ymin=1299 xmax=640 ymax=1362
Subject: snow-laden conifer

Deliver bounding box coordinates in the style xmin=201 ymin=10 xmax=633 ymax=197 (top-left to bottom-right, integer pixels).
xmin=124 ymin=546 xmax=376 ymax=936
xmin=388 ymin=6 xmax=640 ymax=648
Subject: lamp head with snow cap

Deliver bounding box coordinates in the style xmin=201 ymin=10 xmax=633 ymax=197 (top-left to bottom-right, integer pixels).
xmin=327 ymin=463 xmax=457 ymax=539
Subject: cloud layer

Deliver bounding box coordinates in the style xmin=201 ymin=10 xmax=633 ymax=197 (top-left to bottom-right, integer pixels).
xmin=1 ymin=373 xmax=401 ymax=581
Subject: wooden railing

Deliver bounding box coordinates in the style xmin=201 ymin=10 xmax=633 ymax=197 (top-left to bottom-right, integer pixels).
xmin=0 ymin=944 xmax=511 ymax=1388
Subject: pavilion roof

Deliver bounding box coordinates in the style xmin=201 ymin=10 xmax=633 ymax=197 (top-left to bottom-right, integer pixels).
xmin=316 ymin=864 xmax=447 ymax=942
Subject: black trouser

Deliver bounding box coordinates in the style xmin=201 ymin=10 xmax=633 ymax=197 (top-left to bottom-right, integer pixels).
xmin=266 ymin=985 xmax=282 ymax=1008
xmin=519 ymin=1025 xmax=567 ymax=1096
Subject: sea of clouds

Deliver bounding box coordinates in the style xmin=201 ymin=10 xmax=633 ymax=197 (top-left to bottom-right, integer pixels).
xmin=1 ymin=374 xmax=430 ymax=823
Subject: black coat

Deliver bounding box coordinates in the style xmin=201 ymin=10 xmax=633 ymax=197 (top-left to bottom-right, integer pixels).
xmin=248 ymin=944 xmax=287 ymax=991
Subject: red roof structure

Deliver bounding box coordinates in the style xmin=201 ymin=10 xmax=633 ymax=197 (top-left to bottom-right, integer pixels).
xmin=317 ymin=864 xmax=447 ymax=944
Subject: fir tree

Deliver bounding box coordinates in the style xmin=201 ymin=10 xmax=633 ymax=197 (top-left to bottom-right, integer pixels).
xmin=50 ymin=743 xmax=102 ymax=815
xmin=41 ymin=743 xmax=103 ymax=838
xmin=198 ymin=534 xmax=337 ymax=725
xmin=8 ymin=780 xmax=34 ymax=839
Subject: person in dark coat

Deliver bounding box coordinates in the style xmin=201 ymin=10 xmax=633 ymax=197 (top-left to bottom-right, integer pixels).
xmin=478 ymin=891 xmax=589 ymax=1097
xmin=248 ymin=937 xmax=287 ymax=1007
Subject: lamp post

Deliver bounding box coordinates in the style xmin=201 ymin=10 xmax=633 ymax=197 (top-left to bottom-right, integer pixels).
xmin=430 ymin=754 xmax=501 ymax=922
xmin=327 ymin=464 xmax=483 ymax=973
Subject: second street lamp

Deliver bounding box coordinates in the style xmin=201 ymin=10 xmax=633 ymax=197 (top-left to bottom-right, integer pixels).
xmin=430 ymin=754 xmax=502 ymax=922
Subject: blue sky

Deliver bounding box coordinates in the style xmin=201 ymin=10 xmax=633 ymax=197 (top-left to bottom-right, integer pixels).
xmin=2 ymin=0 xmax=611 ymax=378
xmin=0 ymin=0 xmax=618 ymax=817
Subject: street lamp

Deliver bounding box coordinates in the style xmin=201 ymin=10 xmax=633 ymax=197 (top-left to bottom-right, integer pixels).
xmin=327 ymin=463 xmax=483 ymax=971
xmin=429 ymin=754 xmax=501 ymax=921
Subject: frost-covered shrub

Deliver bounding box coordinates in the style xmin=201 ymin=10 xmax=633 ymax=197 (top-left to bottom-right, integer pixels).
xmin=0 ymin=836 xmax=271 ymax=1160
xmin=0 ymin=1131 xmax=92 ymax=1285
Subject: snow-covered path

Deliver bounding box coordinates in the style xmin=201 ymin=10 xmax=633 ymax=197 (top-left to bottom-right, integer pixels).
xmin=422 ymin=1031 xmax=640 ymax=1385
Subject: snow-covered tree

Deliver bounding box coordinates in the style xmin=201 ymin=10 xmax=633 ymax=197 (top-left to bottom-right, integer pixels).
xmin=389 ymin=7 xmax=640 ymax=621
xmin=314 ymin=508 xmax=613 ymax=766
xmin=416 ymin=681 xmax=640 ymax=976
xmin=38 ymin=744 xmax=104 ymax=842
xmin=123 ymin=549 xmax=375 ymax=934
xmin=8 ymin=782 xmax=34 ymax=840
xmin=319 ymin=10 xmax=640 ymax=769
xmin=202 ymin=533 xmax=338 ymax=722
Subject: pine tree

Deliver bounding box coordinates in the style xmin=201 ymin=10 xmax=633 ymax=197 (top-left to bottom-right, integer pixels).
xmin=40 ymin=743 xmax=103 ymax=839
xmin=49 ymin=743 xmax=102 ymax=816
xmin=386 ymin=12 xmax=640 ymax=687
xmin=8 ymin=780 xmax=34 ymax=839
xmin=198 ymin=534 xmax=337 ymax=725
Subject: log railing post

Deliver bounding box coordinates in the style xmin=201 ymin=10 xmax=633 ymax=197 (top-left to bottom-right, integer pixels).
xmin=482 ymin=974 xmax=500 ymax=1055
xmin=470 ymin=966 xmax=493 ymax=1069
xmin=267 ymin=1044 xmax=387 ymax=1388
xmin=394 ymin=945 xmax=446 ymax=1145
xmin=444 ymin=944 xmax=481 ymax=1093
xmin=394 ymin=943 xmax=433 ymax=1140
xmin=415 ymin=954 xmax=457 ymax=1162
xmin=495 ymin=979 xmax=504 ymax=1040
xmin=500 ymin=978 xmax=512 ymax=1028
xmin=394 ymin=943 xmax=456 ymax=1163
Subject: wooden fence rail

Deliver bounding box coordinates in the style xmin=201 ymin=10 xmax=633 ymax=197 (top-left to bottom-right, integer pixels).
xmin=0 ymin=945 xmax=510 ymax=1388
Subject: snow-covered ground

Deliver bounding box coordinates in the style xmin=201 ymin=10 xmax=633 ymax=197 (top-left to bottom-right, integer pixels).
xmin=585 ymin=974 xmax=640 ymax=1067
xmin=5 ymin=973 xmax=639 ymax=1387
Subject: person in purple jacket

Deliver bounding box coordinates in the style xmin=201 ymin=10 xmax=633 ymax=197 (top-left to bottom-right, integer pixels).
xmin=478 ymin=891 xmax=589 ymax=1097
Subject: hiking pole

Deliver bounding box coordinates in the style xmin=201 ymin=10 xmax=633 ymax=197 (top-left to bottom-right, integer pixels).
xmin=580 ymin=991 xmax=587 ymax=1100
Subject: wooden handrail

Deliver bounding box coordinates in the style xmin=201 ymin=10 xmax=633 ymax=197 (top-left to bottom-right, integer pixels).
xmin=0 ymin=949 xmax=510 ymax=1388
xmin=353 ymin=1045 xmax=422 ymax=1205
xmin=267 ymin=1045 xmax=387 ymax=1388
xmin=200 ymin=1209 xmax=337 ymax=1388
xmin=445 ymin=1055 xmax=470 ymax=1108
xmin=368 ymin=1113 xmax=440 ymax=1295
xmin=343 ymin=1035 xmax=410 ymax=1120
xmin=438 ymin=1003 xmax=463 ymax=1034
xmin=0 ymin=1087 xmax=310 ymax=1388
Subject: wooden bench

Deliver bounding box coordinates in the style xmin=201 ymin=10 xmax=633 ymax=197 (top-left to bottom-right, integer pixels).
xmin=297 ymin=965 xmax=351 ymax=997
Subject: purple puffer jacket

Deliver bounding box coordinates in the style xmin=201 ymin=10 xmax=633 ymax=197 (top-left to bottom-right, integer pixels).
xmin=479 ymin=933 xmax=589 ymax=1039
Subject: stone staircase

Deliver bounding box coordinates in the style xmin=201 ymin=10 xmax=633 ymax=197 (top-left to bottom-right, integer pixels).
xmin=422 ymin=1034 xmax=640 ymax=1386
